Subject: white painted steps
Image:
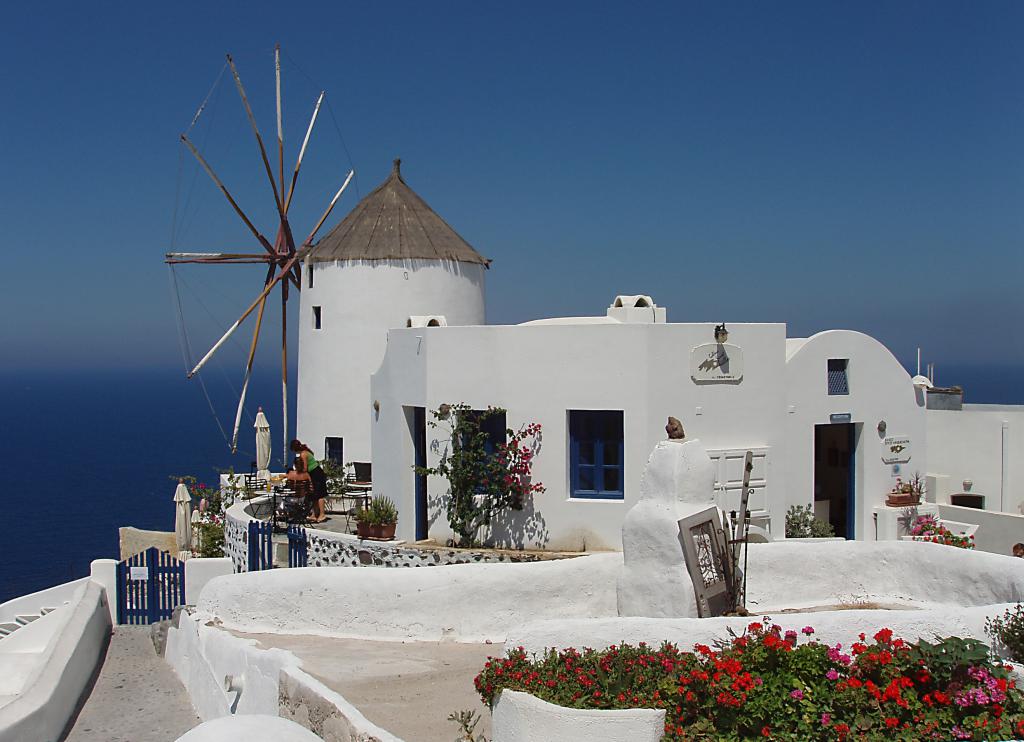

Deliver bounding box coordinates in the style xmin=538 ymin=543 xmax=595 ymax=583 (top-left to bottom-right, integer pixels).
xmin=0 ymin=608 xmax=59 ymax=638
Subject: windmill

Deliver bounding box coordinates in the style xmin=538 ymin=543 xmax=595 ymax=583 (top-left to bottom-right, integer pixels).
xmin=166 ymin=45 xmax=354 ymax=464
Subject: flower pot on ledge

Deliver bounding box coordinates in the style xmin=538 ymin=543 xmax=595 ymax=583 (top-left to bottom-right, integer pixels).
xmin=886 ymin=493 xmax=921 ymax=507
xmin=357 ymin=522 xmax=397 ymax=541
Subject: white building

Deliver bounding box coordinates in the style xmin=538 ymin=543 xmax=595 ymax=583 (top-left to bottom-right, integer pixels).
xmin=291 ymin=162 xmax=952 ymax=551
xmin=369 ymin=299 xmax=927 ymax=550
xmin=296 ymin=160 xmax=489 ymax=465
xmin=926 ymin=401 xmax=1023 ymax=514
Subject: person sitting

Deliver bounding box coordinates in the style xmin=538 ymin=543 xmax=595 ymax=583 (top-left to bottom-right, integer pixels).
xmin=286 ymin=456 xmax=311 ymax=495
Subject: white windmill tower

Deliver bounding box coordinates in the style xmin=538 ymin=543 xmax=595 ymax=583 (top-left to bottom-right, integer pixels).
xmin=296 ymin=158 xmax=490 ymax=464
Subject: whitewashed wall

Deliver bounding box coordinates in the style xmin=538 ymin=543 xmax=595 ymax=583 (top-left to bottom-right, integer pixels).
xmin=783 ymin=331 xmax=926 ymax=541
xmin=371 ymin=321 xmax=789 ymax=550
xmin=296 ymin=258 xmax=485 ymax=464
xmin=927 ymin=404 xmax=1023 ymax=513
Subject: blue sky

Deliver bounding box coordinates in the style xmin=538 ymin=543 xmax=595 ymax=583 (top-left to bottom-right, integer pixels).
xmin=2 ymin=1 xmax=1022 ymax=382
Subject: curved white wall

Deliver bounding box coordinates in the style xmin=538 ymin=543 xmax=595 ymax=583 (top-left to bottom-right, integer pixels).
xmin=297 ymin=259 xmax=485 ymax=463
xmin=196 ymin=553 xmax=620 ymax=643
xmin=785 ymin=330 xmax=926 ymax=540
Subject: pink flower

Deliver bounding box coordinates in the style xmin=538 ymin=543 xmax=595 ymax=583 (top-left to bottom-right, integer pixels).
xmin=801 ymin=626 xmax=815 ymax=635
xmin=826 ymin=669 xmax=839 ymax=681
xmin=821 ymin=713 xmax=832 ymax=725
xmin=790 ymin=689 xmax=804 ymax=700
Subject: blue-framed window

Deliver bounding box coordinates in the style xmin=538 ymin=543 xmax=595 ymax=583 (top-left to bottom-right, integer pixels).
xmin=569 ymin=410 xmax=624 ymax=499
xmin=827 ymin=359 xmax=849 ymax=395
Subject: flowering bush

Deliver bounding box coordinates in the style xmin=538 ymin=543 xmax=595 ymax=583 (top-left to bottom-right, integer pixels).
xmin=170 ymin=474 xmax=235 ymax=558
xmin=987 ymin=604 xmax=1024 ymax=664
xmin=475 ymin=622 xmax=1024 ymax=740
xmin=909 ymin=515 xmax=975 ymax=549
xmin=416 ymin=404 xmax=544 ymax=547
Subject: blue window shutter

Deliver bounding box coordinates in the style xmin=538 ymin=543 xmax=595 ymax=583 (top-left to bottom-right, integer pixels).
xmin=569 ymin=410 xmax=624 ymax=499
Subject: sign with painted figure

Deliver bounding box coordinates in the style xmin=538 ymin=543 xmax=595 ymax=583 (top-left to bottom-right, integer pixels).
xmin=129 ymin=566 xmax=149 ymax=581
xmin=882 ymin=436 xmax=912 ymax=464
xmin=690 ymin=343 xmax=744 ymax=382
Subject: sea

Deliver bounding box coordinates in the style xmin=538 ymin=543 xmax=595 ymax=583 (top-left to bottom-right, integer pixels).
xmin=0 ymin=364 xmax=1020 ymax=603
xmin=0 ymin=369 xmax=293 ymax=603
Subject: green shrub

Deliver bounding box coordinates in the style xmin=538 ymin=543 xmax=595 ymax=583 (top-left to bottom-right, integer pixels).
xmin=193 ymin=521 xmax=224 ymax=558
xmin=475 ymin=623 xmax=1024 ymax=741
xmin=785 ymin=504 xmax=835 ymax=538
xmin=357 ymin=495 xmax=398 ymax=526
xmin=987 ymin=603 xmax=1024 ymax=663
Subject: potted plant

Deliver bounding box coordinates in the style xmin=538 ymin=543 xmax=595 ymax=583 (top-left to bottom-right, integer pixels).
xmin=356 ymin=495 xmax=398 ymax=540
xmin=886 ymin=473 xmax=924 ymax=507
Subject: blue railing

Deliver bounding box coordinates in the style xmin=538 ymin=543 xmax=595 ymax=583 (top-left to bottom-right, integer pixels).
xmin=288 ymin=525 xmax=308 ymax=568
xmin=247 ymin=520 xmax=274 ymax=571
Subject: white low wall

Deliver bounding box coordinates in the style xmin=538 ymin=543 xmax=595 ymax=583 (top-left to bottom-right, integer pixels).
xmin=165 ymin=610 xmax=402 ymax=741
xmin=508 ymin=603 xmax=1017 ymax=659
xmin=0 ymin=581 xmax=111 ymax=742
xmin=0 ymin=577 xmax=89 ymax=626
xmin=195 ymin=540 xmax=1024 ymax=643
xmin=198 ymin=553 xmax=621 ymax=643
xmin=937 ymin=503 xmax=1024 ymax=556
xmin=185 ymin=558 xmax=234 ymax=605
xmin=492 ymin=689 xmax=664 ymax=742
xmin=743 ymin=540 xmax=1024 ymax=612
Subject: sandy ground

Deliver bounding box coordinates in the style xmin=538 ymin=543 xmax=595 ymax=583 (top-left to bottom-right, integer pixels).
xmin=237 ymin=631 xmax=499 ymax=742
xmin=64 ymin=626 xmax=200 ymax=742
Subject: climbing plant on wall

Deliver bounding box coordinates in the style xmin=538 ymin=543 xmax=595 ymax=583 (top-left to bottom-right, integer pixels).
xmin=417 ymin=403 xmax=544 ymax=548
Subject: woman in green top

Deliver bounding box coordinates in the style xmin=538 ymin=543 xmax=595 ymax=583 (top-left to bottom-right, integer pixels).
xmin=290 ymin=439 xmax=328 ymax=523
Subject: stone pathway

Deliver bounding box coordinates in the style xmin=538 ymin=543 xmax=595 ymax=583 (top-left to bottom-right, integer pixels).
xmin=64 ymin=626 xmax=200 ymax=742
xmin=236 ymin=631 xmax=498 ymax=742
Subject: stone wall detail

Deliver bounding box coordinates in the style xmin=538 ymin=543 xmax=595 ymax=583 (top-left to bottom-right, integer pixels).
xmin=224 ymin=511 xmax=249 ymax=573
xmin=305 ymin=530 xmax=565 ymax=568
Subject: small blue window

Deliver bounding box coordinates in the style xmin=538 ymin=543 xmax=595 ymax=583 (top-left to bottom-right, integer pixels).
xmin=827 ymin=359 xmax=849 ymax=395
xmin=570 ymin=410 xmax=624 ymax=499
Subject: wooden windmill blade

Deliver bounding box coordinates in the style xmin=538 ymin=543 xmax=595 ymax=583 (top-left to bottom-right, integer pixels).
xmin=169 ymin=44 xmax=356 ymax=463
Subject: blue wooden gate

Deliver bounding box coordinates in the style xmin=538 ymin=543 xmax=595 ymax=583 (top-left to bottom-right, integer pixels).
xmin=116 ymin=547 xmax=185 ymax=625
xmin=248 ymin=520 xmax=274 ymax=571
xmin=288 ymin=525 xmax=308 ymax=568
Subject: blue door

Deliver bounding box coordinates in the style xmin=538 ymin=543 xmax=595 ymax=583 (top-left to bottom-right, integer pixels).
xmin=414 ymin=407 xmax=428 ymax=540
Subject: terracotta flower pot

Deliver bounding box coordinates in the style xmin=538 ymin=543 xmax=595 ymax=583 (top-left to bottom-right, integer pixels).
xmin=886 ymin=492 xmax=920 ymax=507
xmin=357 ymin=522 xmax=396 ymax=540
xmin=365 ymin=522 xmax=396 ymax=541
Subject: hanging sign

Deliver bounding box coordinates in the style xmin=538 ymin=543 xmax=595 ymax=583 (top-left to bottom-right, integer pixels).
xmin=690 ymin=343 xmax=743 ymax=382
xmin=129 ymin=567 xmax=149 ymax=581
xmin=882 ymin=436 xmax=912 ymax=464
xmin=830 ymin=413 xmax=852 ymax=424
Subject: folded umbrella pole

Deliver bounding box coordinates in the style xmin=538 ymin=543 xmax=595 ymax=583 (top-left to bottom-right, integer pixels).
xmin=173 ymin=479 xmax=193 ymax=555
xmin=255 ymin=407 xmax=272 ymax=482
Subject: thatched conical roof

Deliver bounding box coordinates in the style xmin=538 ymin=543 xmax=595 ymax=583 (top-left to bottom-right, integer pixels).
xmin=307 ymin=159 xmax=489 ymax=266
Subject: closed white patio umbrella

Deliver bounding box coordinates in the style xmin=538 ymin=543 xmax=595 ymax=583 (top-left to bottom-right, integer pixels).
xmin=173 ymin=479 xmax=192 ymax=557
xmin=255 ymin=407 xmax=272 ymax=482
